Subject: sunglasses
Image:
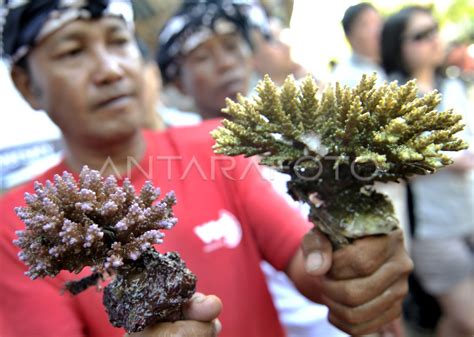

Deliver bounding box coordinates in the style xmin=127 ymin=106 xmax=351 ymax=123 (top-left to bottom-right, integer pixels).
xmin=404 ymin=24 xmax=439 ymax=42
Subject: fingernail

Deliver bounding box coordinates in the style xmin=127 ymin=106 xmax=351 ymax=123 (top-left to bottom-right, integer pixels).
xmin=192 ymin=293 xmax=206 ymax=303
xmin=305 ymin=251 xmax=323 ymax=273
xmin=214 ymin=318 xmax=222 ymax=334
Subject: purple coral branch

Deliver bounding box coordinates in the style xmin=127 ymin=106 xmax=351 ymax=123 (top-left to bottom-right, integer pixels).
xmin=14 ymin=166 xmax=178 ymax=279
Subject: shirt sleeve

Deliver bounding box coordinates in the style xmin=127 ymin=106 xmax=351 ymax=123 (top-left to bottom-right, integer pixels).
xmin=0 ymin=212 xmax=86 ymax=337
xmin=230 ymin=156 xmax=312 ymax=272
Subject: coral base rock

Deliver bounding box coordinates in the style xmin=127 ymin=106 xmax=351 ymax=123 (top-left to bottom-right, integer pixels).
xmin=103 ymin=250 xmax=196 ymax=333
xmin=309 ymin=192 xmax=399 ymax=249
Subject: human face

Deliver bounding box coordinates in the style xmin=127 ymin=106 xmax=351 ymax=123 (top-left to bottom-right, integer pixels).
xmin=348 ymin=8 xmax=383 ymax=63
xmin=253 ymin=23 xmax=293 ymax=84
xmin=20 ymin=17 xmax=146 ymax=146
xmin=401 ymin=12 xmax=444 ymax=73
xmin=178 ymin=32 xmax=253 ymax=120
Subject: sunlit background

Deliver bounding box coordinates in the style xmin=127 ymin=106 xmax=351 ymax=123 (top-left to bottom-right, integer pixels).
xmin=289 ymin=0 xmax=474 ymax=78
xmin=1 ymin=0 xmax=473 ymax=182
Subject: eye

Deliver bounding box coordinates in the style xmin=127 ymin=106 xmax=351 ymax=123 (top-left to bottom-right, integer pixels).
xmin=58 ymin=48 xmax=83 ymax=59
xmin=190 ymin=49 xmax=211 ymax=63
xmin=110 ymin=36 xmax=130 ymax=46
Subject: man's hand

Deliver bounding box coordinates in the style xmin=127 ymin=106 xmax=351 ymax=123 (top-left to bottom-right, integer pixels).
xmin=127 ymin=293 xmax=222 ymax=337
xmin=288 ymin=228 xmax=413 ymax=336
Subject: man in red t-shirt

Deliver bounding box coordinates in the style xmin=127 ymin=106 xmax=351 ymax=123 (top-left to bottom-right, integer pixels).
xmin=0 ymin=1 xmax=412 ymax=337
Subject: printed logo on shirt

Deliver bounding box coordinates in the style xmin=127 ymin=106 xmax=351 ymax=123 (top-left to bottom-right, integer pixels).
xmin=194 ymin=210 xmax=242 ymax=253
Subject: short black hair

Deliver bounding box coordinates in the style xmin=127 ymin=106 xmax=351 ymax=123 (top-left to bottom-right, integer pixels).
xmin=14 ymin=57 xmax=29 ymax=72
xmin=381 ymin=5 xmax=432 ymax=77
xmin=341 ymin=2 xmax=375 ymax=36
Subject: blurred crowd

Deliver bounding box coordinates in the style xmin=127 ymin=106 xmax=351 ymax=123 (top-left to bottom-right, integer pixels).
xmin=0 ymin=1 xmax=472 ymax=337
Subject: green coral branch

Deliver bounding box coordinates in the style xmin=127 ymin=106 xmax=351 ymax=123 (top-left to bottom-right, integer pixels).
xmin=213 ymin=74 xmax=467 ymax=179
xmin=212 ymin=74 xmax=468 ymax=247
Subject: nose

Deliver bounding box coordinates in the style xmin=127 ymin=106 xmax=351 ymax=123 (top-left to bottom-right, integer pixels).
xmin=91 ymin=46 xmax=124 ymax=85
xmin=214 ymin=47 xmax=237 ymax=73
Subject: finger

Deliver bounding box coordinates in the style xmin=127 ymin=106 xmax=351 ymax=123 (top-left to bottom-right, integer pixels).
xmin=322 ymin=277 xmax=408 ymax=325
xmin=378 ymin=318 xmax=405 ymax=337
xmin=213 ymin=318 xmax=222 ymax=335
xmin=328 ymin=229 xmax=404 ymax=280
xmin=321 ymin=250 xmax=412 ymax=307
xmin=301 ymin=228 xmax=333 ymax=275
xmin=128 ymin=320 xmax=219 ymax=337
xmin=183 ymin=293 xmax=223 ymax=321
xmin=328 ymin=299 xmax=403 ymax=336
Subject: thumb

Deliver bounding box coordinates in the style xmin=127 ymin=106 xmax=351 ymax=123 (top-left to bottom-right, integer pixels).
xmin=301 ymin=228 xmax=333 ymax=276
xmin=182 ymin=292 xmax=223 ymax=321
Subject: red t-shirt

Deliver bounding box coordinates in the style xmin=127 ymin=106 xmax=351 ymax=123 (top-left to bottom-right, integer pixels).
xmin=0 ymin=120 xmax=311 ymax=337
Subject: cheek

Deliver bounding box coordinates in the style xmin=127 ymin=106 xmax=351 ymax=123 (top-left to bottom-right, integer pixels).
xmin=183 ymin=67 xmax=214 ymax=98
xmin=43 ymin=74 xmax=88 ymax=125
xmin=402 ymin=45 xmax=417 ymax=67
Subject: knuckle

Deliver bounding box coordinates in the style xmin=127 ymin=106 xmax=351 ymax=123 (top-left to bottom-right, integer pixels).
xmin=389 ymin=304 xmax=403 ymax=322
xmin=349 ymin=326 xmax=368 ymax=336
xmin=343 ymin=308 xmax=363 ymax=325
xmin=354 ymin=257 xmax=378 ymax=276
xmin=346 ymin=249 xmax=369 ymax=275
xmin=392 ymin=251 xmax=413 ymax=276
xmin=396 ymin=280 xmax=410 ymax=300
xmin=392 ymin=228 xmax=404 ymax=243
xmin=341 ymin=284 xmax=364 ymax=307
xmin=346 ymin=324 xmax=364 ymax=335
xmin=403 ymin=256 xmax=414 ymax=274
xmin=328 ymin=314 xmax=354 ymax=335
xmin=391 ymin=296 xmax=405 ymax=313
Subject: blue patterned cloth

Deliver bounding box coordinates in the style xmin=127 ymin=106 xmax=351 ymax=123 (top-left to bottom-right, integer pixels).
xmin=1 ymin=0 xmax=132 ymax=63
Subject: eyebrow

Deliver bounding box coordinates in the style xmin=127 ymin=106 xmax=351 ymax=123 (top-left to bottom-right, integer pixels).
xmin=103 ymin=21 xmax=130 ymax=35
xmin=47 ymin=19 xmax=130 ymax=49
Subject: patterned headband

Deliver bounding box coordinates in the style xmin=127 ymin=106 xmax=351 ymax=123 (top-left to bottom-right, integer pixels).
xmin=1 ymin=0 xmax=134 ymax=64
xmin=156 ymin=0 xmax=270 ymax=83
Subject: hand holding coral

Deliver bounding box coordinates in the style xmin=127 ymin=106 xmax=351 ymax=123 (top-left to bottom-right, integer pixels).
xmin=127 ymin=293 xmax=222 ymax=337
xmin=301 ymin=229 xmax=413 ymax=335
xmin=14 ymin=166 xmax=197 ymax=333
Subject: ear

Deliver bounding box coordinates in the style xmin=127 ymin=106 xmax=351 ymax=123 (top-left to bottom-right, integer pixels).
xmin=11 ymin=65 xmax=42 ymax=110
xmin=172 ymin=76 xmax=187 ymax=96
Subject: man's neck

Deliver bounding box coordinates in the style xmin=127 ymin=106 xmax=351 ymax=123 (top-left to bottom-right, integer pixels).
xmin=63 ymin=131 xmax=146 ymax=177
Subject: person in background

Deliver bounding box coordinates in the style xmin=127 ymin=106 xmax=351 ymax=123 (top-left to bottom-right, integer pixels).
xmin=157 ymin=2 xmax=407 ymax=337
xmin=0 ymin=1 xmax=412 ymax=336
xmin=251 ymin=16 xmax=307 ymax=86
xmin=332 ymin=3 xmax=409 ymax=289
xmin=136 ymin=39 xmax=164 ymax=131
xmin=381 ymin=6 xmax=474 ymax=337
xmin=332 ymin=2 xmax=386 ymax=87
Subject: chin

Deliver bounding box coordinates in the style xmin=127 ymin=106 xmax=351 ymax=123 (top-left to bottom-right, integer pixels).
xmin=94 ymin=122 xmax=140 ymax=143
xmin=225 ymin=90 xmax=242 ymax=102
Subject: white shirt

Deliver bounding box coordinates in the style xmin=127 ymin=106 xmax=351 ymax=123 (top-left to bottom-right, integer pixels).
xmin=332 ymin=53 xmax=386 ymax=88
xmin=412 ymin=78 xmax=474 ymax=239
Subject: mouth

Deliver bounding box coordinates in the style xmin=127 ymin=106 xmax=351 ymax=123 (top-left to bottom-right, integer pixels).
xmin=220 ymin=78 xmax=245 ymax=96
xmin=94 ymin=93 xmax=134 ymax=111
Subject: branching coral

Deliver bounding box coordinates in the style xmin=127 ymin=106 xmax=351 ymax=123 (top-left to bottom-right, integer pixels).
xmin=212 ymin=74 xmax=468 ymax=247
xmin=14 ymin=166 xmax=196 ymax=333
